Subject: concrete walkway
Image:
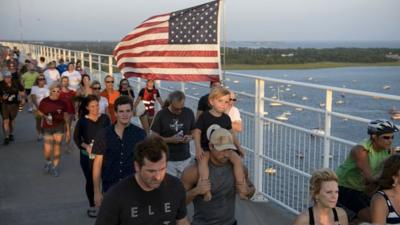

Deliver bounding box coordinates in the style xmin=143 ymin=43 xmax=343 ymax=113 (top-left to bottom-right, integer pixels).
xmin=0 ymin=110 xmax=295 ymax=225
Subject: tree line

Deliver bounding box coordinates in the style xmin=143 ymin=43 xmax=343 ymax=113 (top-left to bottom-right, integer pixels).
xmin=39 ymin=41 xmax=400 ymax=65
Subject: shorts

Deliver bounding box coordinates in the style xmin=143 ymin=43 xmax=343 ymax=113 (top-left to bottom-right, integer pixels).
xmin=337 ymin=185 xmax=370 ymax=220
xmin=1 ymin=103 xmax=18 ymax=120
xmin=167 ymin=157 xmax=192 ymax=178
xmin=25 ymin=89 xmax=31 ymax=95
xmin=43 ymin=124 xmax=64 ymax=136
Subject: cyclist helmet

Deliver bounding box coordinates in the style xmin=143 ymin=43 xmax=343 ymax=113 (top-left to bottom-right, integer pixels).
xmin=367 ymin=119 xmax=399 ymax=135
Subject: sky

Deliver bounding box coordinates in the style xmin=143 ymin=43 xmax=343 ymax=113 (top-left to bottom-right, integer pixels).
xmin=0 ymin=0 xmax=399 ymax=42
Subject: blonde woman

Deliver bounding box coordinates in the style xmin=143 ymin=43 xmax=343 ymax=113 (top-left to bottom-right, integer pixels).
xmin=293 ymin=168 xmax=348 ymax=225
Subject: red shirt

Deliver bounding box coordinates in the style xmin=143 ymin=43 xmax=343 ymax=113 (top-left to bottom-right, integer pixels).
xmin=59 ymin=90 xmax=76 ymax=114
xmin=139 ymin=88 xmax=160 ymax=116
xmin=39 ymin=97 xmax=67 ymax=128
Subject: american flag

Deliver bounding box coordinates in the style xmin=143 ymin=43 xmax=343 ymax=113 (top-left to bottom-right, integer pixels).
xmin=113 ymin=0 xmax=221 ymax=82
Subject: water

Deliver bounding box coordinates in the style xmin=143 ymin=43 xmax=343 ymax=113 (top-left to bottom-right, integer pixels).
xmin=161 ymin=66 xmax=400 ymax=146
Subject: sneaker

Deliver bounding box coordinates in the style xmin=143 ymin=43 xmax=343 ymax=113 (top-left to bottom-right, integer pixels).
xmin=3 ymin=138 xmax=10 ymax=145
xmin=9 ymin=135 xmax=14 ymax=142
xmin=87 ymin=207 xmax=98 ymax=218
xmin=37 ymin=136 xmax=43 ymax=142
xmin=50 ymin=166 xmax=59 ymax=177
xmin=43 ymin=162 xmax=51 ymax=174
xmin=28 ymin=107 xmax=33 ymax=113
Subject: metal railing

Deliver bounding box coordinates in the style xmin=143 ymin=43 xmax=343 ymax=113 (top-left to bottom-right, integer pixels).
xmin=2 ymin=41 xmax=400 ymax=214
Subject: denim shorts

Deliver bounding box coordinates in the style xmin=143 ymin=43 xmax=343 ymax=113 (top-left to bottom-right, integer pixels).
xmin=43 ymin=124 xmax=64 ymax=136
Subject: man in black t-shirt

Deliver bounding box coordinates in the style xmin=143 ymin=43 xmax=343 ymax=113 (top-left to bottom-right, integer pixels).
xmin=0 ymin=71 xmax=25 ymax=145
xmin=96 ymin=137 xmax=189 ymax=225
xmin=151 ymin=91 xmax=195 ymax=178
xmin=196 ymin=81 xmax=221 ymax=119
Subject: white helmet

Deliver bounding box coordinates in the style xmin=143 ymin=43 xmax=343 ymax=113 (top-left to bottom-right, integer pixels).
xmin=367 ymin=119 xmax=399 ymax=135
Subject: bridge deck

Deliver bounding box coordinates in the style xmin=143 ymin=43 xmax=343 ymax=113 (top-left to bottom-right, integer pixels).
xmin=0 ymin=110 xmax=295 ymax=225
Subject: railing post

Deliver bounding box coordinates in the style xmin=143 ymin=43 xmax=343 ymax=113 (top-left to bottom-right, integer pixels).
xmin=51 ymin=48 xmax=55 ymax=61
xmin=80 ymin=52 xmax=84 ymax=66
xmin=253 ymin=79 xmax=267 ymax=201
xmin=63 ymin=49 xmax=66 ymax=62
xmin=68 ymin=50 xmax=72 ymax=63
xmin=89 ymin=54 xmax=93 ymax=74
xmin=108 ymin=55 xmax=113 ymax=75
xmin=180 ymin=82 xmax=185 ymax=93
xmin=323 ymin=89 xmax=333 ymax=168
xmin=98 ymin=55 xmax=102 ymax=73
xmin=74 ymin=51 xmax=78 ymax=63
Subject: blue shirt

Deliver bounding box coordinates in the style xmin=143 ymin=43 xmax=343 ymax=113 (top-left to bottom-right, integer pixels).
xmin=56 ymin=64 xmax=67 ymax=74
xmin=93 ymin=124 xmax=146 ymax=192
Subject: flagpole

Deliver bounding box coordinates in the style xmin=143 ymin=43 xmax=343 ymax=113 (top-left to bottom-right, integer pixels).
xmin=217 ymin=0 xmax=225 ymax=82
xmin=222 ymin=0 xmax=227 ymax=84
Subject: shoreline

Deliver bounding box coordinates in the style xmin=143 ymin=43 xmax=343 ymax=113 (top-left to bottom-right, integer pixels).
xmin=223 ymin=61 xmax=400 ymax=70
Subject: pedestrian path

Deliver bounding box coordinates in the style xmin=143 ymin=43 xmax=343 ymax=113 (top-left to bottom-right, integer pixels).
xmin=0 ymin=110 xmax=295 ymax=225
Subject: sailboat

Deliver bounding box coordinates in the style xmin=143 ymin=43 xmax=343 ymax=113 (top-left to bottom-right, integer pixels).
xmin=311 ymin=114 xmax=325 ymax=136
xmin=270 ymin=86 xmax=283 ymax=106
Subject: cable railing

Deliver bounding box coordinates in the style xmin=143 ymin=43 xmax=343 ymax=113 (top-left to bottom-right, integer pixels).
xmin=2 ymin=41 xmax=400 ymax=214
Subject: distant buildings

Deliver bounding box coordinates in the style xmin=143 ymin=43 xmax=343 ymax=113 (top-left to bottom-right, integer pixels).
xmin=281 ymin=53 xmax=295 ymax=57
xmin=385 ymin=52 xmax=400 ymax=60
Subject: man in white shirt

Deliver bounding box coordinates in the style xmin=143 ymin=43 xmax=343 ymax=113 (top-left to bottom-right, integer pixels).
xmin=43 ymin=61 xmax=60 ymax=86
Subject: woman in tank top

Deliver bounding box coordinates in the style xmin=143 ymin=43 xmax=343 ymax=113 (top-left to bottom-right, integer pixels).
xmin=293 ymin=168 xmax=348 ymax=225
xmin=370 ymin=154 xmax=400 ymax=225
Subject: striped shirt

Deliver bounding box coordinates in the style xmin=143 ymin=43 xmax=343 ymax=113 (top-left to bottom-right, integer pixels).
xmin=377 ymin=191 xmax=400 ymax=224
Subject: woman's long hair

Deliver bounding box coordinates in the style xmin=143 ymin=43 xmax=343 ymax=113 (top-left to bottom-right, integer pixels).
xmin=78 ymin=94 xmax=99 ymax=118
xmin=367 ymin=154 xmax=400 ymax=195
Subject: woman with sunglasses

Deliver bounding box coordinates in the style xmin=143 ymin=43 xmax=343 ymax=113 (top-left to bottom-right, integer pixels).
xmin=74 ymin=94 xmax=110 ymax=217
xmin=336 ymin=119 xmax=399 ymax=224
xmin=225 ymin=90 xmax=242 ymax=133
xmin=118 ymin=78 xmax=134 ymax=100
xmin=37 ymin=82 xmax=70 ymax=177
xmin=30 ymin=73 xmax=49 ymax=140
xmin=90 ymin=80 xmax=110 ymax=118
xmin=100 ymin=75 xmax=119 ymax=123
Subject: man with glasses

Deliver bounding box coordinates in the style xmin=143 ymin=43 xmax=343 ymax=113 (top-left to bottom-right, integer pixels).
xmin=336 ymin=119 xmax=399 ymax=223
xmin=0 ymin=70 xmax=25 ymax=145
xmin=151 ymin=91 xmax=195 ymax=178
xmin=100 ymin=75 xmax=120 ymax=123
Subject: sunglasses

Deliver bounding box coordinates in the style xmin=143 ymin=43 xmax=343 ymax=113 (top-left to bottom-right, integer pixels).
xmin=380 ymin=135 xmax=394 ymax=140
xmin=92 ymin=87 xmax=101 ymax=90
xmin=106 ymin=80 xmax=114 ymax=83
xmin=230 ymin=98 xmax=237 ymax=102
xmin=38 ymin=78 xmax=45 ymax=81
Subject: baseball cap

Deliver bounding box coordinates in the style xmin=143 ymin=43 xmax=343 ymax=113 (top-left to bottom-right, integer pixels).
xmin=208 ymin=127 xmax=236 ymax=151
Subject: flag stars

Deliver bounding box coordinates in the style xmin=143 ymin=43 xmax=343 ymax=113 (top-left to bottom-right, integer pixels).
xmin=169 ymin=1 xmax=218 ymax=44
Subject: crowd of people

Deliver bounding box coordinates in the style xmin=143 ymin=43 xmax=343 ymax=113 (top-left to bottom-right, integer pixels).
xmin=1 ymin=45 xmax=400 ymax=225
